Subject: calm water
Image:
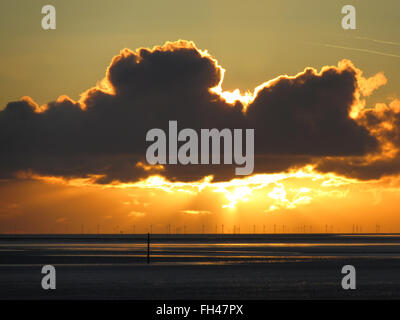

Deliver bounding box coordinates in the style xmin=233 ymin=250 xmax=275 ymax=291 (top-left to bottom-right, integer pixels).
xmin=1 ymin=233 xmax=400 ymax=264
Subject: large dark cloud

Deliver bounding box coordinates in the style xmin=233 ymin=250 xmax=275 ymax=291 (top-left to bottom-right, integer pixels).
xmin=315 ymin=101 xmax=400 ymax=180
xmin=316 ymin=154 xmax=400 ymax=180
xmin=0 ymin=40 xmax=394 ymax=183
xmin=248 ymin=67 xmax=377 ymax=156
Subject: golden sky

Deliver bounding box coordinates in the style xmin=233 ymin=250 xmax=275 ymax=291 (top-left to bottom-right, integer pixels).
xmin=1 ymin=1 xmax=400 ymax=233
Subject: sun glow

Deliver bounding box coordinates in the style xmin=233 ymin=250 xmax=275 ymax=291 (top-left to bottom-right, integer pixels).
xmin=9 ymin=164 xmax=400 ymax=234
xmin=209 ymin=66 xmax=254 ymax=107
xmin=17 ymin=165 xmax=366 ymax=212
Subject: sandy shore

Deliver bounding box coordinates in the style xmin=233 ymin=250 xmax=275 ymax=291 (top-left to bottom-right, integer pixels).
xmin=1 ymin=234 xmax=399 ymax=299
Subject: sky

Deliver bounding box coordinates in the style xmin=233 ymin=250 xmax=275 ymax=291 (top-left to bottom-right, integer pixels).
xmin=1 ymin=0 xmax=400 ymax=233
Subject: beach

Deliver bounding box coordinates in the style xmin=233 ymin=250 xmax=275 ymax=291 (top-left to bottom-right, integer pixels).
xmin=0 ymin=234 xmax=399 ymax=299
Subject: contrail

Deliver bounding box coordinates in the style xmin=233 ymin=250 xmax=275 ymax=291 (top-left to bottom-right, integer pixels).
xmin=322 ymin=43 xmax=400 ymax=59
xmin=355 ymin=36 xmax=400 ymax=47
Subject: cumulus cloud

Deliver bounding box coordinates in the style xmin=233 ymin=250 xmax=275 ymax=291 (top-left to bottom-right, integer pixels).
xmin=316 ymin=99 xmax=400 ymax=180
xmin=0 ymin=40 xmax=398 ymax=183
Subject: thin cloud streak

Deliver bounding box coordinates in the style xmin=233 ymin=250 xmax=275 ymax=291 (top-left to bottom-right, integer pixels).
xmin=355 ymin=36 xmax=400 ymax=47
xmin=324 ymin=43 xmax=400 ymax=59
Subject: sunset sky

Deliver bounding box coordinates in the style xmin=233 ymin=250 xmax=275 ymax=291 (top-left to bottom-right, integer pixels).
xmin=1 ymin=0 xmax=400 ymax=234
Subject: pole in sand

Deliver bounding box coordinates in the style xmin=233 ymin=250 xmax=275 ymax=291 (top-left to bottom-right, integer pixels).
xmin=147 ymin=232 xmax=150 ymax=264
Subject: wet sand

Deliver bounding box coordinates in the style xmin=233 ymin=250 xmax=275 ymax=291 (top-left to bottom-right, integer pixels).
xmin=0 ymin=234 xmax=400 ymax=299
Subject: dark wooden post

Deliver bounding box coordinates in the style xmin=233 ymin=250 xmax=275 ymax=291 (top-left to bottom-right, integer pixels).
xmin=147 ymin=232 xmax=150 ymax=264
